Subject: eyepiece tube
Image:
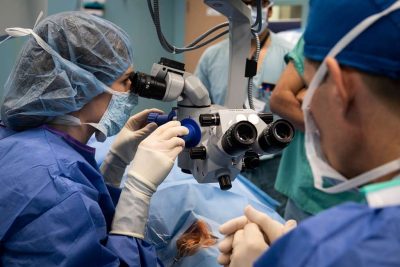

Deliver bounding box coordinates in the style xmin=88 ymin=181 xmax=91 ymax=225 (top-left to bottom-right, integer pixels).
xmin=222 ymin=121 xmax=257 ymax=156
xmin=129 ymin=72 xmax=166 ymax=100
xmin=258 ymin=119 xmax=295 ymax=154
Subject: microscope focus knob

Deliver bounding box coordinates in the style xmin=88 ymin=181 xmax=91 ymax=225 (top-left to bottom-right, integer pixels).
xmin=199 ymin=113 xmax=220 ymax=126
xmin=218 ymin=175 xmax=232 ymax=190
xmin=243 ymin=151 xmax=260 ymax=170
xmin=190 ymin=146 xmax=207 ymax=160
xmin=258 ymin=112 xmax=274 ymax=124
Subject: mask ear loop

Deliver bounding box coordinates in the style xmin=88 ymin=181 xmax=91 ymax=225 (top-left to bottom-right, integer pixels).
xmin=302 ymin=1 xmax=400 ymax=194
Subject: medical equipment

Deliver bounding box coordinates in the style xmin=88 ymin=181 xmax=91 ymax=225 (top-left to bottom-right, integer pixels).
xmin=130 ymin=57 xmax=294 ymax=190
xmin=132 ymin=0 xmax=295 ymax=190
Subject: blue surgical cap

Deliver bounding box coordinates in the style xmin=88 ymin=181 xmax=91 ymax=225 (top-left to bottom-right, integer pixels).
xmin=1 ymin=11 xmax=134 ymax=130
xmin=304 ymin=0 xmax=400 ymax=79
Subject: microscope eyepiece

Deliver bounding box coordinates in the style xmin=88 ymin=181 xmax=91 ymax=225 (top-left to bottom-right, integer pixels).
xmin=258 ymin=119 xmax=295 ymax=154
xmin=222 ymin=121 xmax=257 ymax=156
xmin=130 ymin=72 xmax=166 ymax=100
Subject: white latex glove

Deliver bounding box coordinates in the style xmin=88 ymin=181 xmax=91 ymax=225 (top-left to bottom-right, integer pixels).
xmin=110 ymin=121 xmax=189 ymax=238
xmin=229 ymin=223 xmax=268 ymax=267
xmin=100 ymin=108 xmax=162 ymax=187
xmin=245 ymin=205 xmax=297 ymax=244
xmin=218 ymin=205 xmax=297 ymax=266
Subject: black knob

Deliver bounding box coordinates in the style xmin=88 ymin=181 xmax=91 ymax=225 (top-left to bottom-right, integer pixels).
xmin=199 ymin=113 xmax=220 ymax=126
xmin=218 ymin=175 xmax=232 ymax=190
xmin=190 ymin=146 xmax=207 ymax=160
xmin=243 ymin=151 xmax=260 ymax=170
xmin=258 ymin=112 xmax=274 ymax=124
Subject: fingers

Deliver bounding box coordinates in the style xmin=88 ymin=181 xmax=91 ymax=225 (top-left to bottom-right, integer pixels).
xmin=245 ymin=205 xmax=285 ymax=244
xmin=244 ymin=205 xmax=273 ymax=231
xmin=219 ymin=216 xmax=248 ymax=236
xmin=217 ymin=253 xmax=231 ymax=266
xmin=141 ymin=122 xmax=158 ymax=134
xmin=243 ymin=223 xmax=265 ymax=244
xmin=218 ymin=234 xmax=234 ymax=254
xmin=283 ymin=219 xmax=297 ymax=234
xmin=164 ymin=137 xmax=185 ymax=149
xmin=232 ymin=229 xmax=244 ymax=248
xmin=160 ymin=125 xmax=189 ymax=140
xmin=168 ymin=145 xmax=184 ymax=160
xmin=127 ymin=108 xmax=164 ymax=130
xmin=152 ymin=120 xmax=181 ymax=135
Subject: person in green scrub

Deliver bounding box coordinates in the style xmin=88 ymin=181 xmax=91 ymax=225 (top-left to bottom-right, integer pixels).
xmin=270 ymin=36 xmax=363 ymax=221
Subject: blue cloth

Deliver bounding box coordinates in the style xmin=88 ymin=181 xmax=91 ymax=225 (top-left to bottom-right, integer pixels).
xmin=304 ymin=0 xmax=400 ymax=79
xmin=88 ymin=135 xmax=283 ymax=267
xmin=195 ymin=32 xmax=293 ymax=109
xmin=255 ymin=202 xmax=400 ymax=267
xmin=146 ymin=170 xmax=283 ymax=267
xmin=1 ymin=11 xmax=134 ymax=130
xmin=0 ymin=126 xmax=160 ymax=266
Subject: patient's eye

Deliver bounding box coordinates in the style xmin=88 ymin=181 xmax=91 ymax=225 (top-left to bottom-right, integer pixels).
xmin=173 ymin=220 xmax=218 ymax=264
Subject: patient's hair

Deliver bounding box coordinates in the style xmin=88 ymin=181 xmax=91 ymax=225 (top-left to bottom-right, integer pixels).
xmin=174 ymin=220 xmax=218 ymax=262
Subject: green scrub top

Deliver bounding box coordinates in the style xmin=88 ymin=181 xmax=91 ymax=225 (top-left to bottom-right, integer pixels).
xmin=274 ymin=37 xmax=364 ymax=214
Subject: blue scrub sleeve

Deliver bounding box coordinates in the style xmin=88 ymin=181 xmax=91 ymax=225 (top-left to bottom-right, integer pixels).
xmin=254 ymin=203 xmax=400 ymax=267
xmin=1 ymin=190 xmax=161 ymax=267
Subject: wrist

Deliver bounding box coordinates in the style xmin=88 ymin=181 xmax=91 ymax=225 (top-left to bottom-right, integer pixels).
xmin=111 ymin=185 xmax=151 ymax=239
xmin=100 ymin=152 xmax=127 ymax=187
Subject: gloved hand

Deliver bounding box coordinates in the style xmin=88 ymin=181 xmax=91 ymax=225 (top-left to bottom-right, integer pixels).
xmin=100 ymin=108 xmax=162 ymax=187
xmin=110 ymin=121 xmax=189 ymax=238
xmin=245 ymin=205 xmax=297 ymax=244
xmin=226 ymin=223 xmax=268 ymax=267
xmin=218 ymin=205 xmax=297 ymax=266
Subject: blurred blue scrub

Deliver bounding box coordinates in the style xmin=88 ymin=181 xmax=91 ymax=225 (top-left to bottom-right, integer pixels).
xmin=0 ymin=125 xmax=161 ymax=266
xmin=255 ymin=202 xmax=400 ymax=267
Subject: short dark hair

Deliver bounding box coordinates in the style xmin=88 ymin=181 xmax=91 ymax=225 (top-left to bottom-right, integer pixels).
xmin=242 ymin=0 xmax=270 ymax=8
xmin=361 ymin=72 xmax=400 ymax=110
xmin=306 ymin=58 xmax=400 ymax=110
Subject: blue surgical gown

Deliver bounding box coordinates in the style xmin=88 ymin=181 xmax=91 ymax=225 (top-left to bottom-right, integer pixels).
xmin=255 ymin=202 xmax=400 ymax=267
xmin=0 ymin=125 xmax=162 ymax=266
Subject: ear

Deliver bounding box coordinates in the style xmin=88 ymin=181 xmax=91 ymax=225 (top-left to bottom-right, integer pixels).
xmin=325 ymin=57 xmax=354 ymax=115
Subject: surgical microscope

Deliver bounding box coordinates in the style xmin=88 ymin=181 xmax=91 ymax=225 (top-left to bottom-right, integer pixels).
xmin=130 ymin=0 xmax=295 ymax=190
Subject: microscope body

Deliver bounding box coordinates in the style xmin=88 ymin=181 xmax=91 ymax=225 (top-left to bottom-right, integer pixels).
xmin=131 ymin=0 xmax=295 ymax=190
xmin=131 ymin=59 xmax=294 ymax=190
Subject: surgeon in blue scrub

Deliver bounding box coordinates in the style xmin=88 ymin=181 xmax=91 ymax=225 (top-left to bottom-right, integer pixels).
xmin=0 ymin=12 xmax=188 ymax=266
xmin=217 ymin=0 xmax=400 ymax=266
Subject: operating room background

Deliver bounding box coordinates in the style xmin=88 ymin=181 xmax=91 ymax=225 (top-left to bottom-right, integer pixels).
xmin=0 ymin=0 xmax=307 ymax=117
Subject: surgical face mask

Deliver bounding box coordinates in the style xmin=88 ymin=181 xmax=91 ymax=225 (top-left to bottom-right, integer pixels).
xmin=92 ymin=91 xmax=138 ymax=142
xmin=301 ymin=1 xmax=400 ymax=194
xmin=50 ymin=90 xmax=138 ymax=142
